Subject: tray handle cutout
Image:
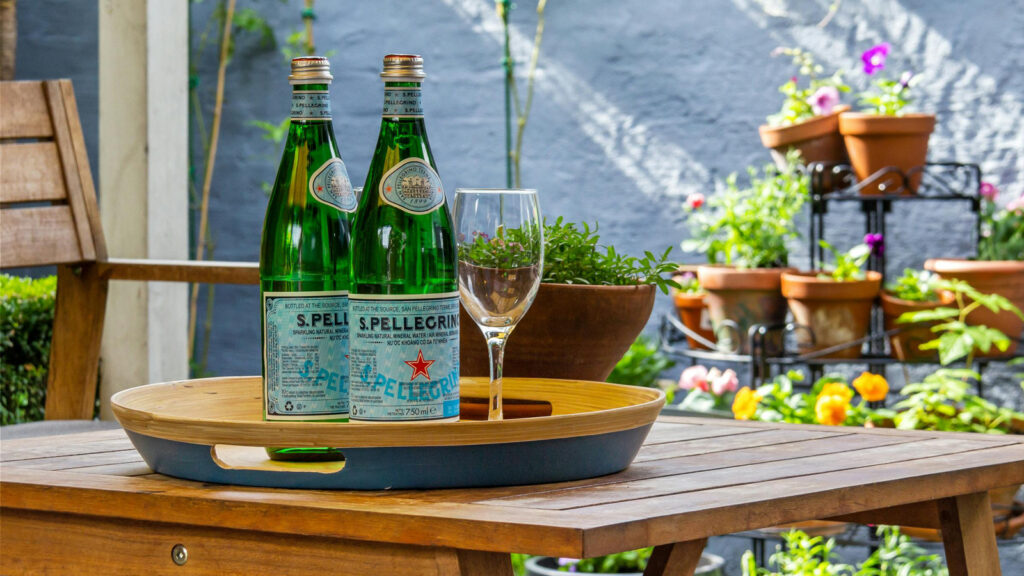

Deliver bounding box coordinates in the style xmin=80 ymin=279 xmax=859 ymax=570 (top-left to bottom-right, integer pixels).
xmin=211 ymin=445 xmax=346 ymax=474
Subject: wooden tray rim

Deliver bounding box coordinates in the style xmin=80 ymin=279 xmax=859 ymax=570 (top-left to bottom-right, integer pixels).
xmin=111 ymin=376 xmax=665 ymax=448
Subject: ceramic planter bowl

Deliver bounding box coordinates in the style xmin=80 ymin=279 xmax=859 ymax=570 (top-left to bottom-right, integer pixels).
xmin=924 ymin=258 xmax=1024 ymax=356
xmin=838 ymin=112 xmax=935 ymax=195
xmin=671 ymin=288 xmax=714 ymax=350
xmin=524 ymin=553 xmax=726 ymax=576
xmin=696 ymin=266 xmax=792 ymax=354
xmin=758 ymin=105 xmax=850 ymax=171
xmin=781 ymin=271 xmax=882 ymax=359
xmin=459 ymin=283 xmax=656 ymax=381
xmin=880 ymin=290 xmax=956 ymax=362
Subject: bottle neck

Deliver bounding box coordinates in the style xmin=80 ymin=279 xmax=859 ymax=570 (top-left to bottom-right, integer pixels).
xmin=382 ymin=81 xmax=423 ymax=120
xmin=291 ymin=82 xmax=332 ymax=122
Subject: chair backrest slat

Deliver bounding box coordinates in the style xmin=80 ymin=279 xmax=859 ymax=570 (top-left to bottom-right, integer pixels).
xmin=0 ymin=82 xmax=54 ymax=139
xmin=1 ymin=141 xmax=67 ymax=203
xmin=1 ymin=205 xmax=83 ymax=267
xmin=1 ymin=80 xmax=103 ymax=268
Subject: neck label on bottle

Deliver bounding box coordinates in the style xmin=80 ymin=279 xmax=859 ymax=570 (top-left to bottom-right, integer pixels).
xmin=348 ymin=292 xmax=460 ymax=422
xmin=379 ymin=157 xmax=445 ymax=215
xmin=291 ymin=90 xmax=331 ymax=120
xmin=383 ymin=87 xmax=423 ymax=118
xmin=309 ymin=158 xmax=357 ymax=213
xmin=264 ymin=290 xmax=349 ymax=420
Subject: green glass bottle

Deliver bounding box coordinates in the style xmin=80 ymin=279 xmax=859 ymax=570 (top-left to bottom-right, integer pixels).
xmin=349 ymin=54 xmax=460 ymax=422
xmin=260 ymin=57 xmax=356 ymax=458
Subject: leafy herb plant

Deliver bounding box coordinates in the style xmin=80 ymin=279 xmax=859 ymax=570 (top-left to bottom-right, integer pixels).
xmin=606 ymin=335 xmax=675 ymax=390
xmin=893 ymin=368 xmax=1023 ymax=434
xmin=885 ymin=268 xmax=940 ymax=302
xmin=898 ymin=279 xmax=1024 ymax=366
xmin=817 ymin=240 xmax=872 ymax=282
xmin=683 ymin=150 xmax=808 ymax=269
xmin=767 ymin=47 xmax=850 ymax=126
xmin=978 ymin=185 xmax=1024 ymax=261
xmin=541 ymin=218 xmax=680 ymax=294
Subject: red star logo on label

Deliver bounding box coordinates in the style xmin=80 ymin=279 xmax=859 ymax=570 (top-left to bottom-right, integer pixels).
xmin=386 ymin=185 xmax=393 ymax=192
xmin=404 ymin=349 xmax=435 ymax=381
xmin=317 ymin=185 xmax=323 ymax=191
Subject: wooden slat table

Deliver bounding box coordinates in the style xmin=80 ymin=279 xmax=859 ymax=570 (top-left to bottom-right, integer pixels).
xmin=2 ymin=416 xmax=1022 ymax=575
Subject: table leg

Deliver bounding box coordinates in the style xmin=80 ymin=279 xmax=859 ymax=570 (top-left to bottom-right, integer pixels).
xmin=938 ymin=491 xmax=1002 ymax=576
xmin=643 ymin=539 xmax=707 ymax=576
xmin=434 ymin=549 xmax=513 ymax=576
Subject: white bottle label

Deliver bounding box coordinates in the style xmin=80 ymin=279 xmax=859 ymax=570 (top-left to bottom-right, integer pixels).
xmin=291 ymin=90 xmax=331 ymax=119
xmin=263 ymin=291 xmax=349 ymax=420
xmin=348 ymin=292 xmax=460 ymax=421
xmin=382 ymin=88 xmax=423 ymax=118
xmin=309 ymin=158 xmax=357 ymax=213
xmin=378 ymin=157 xmax=445 ymax=215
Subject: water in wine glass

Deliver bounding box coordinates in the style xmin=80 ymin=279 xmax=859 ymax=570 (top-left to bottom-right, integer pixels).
xmin=454 ymin=189 xmax=543 ymax=421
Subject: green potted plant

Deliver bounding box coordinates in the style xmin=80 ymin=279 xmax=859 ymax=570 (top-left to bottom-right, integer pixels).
xmin=781 ymin=237 xmax=883 ymax=359
xmin=758 ymin=47 xmax=851 ymax=170
xmin=684 ymin=152 xmax=807 ymax=353
xmin=880 ymin=268 xmax=954 ymax=361
xmin=669 ymin=268 xmax=714 ymax=350
xmin=741 ymin=526 xmax=948 ymax=576
xmin=606 ymin=335 xmax=676 ymax=404
xmin=838 ymin=43 xmax=936 ymax=195
xmin=459 ymin=218 xmax=679 ymax=382
xmin=925 ymin=185 xmax=1024 ymax=355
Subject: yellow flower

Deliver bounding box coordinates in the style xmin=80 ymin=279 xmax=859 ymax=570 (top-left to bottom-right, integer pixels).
xmin=819 ymin=382 xmax=854 ymax=402
xmin=815 ymin=393 xmax=850 ymax=426
xmin=732 ymin=386 xmax=762 ymax=420
xmin=852 ymin=372 xmax=889 ymax=402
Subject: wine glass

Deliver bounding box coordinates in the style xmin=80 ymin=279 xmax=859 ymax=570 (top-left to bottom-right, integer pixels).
xmin=454 ymin=189 xmax=543 ymax=421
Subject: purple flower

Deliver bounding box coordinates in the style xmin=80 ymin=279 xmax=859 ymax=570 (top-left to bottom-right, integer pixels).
xmin=861 ymin=43 xmax=891 ymax=75
xmin=558 ymin=558 xmax=579 ymax=572
xmin=899 ymin=71 xmax=914 ymax=88
xmin=980 ymin=181 xmax=998 ymax=201
xmin=807 ymin=86 xmax=840 ymax=116
xmin=864 ymin=233 xmax=884 ymax=256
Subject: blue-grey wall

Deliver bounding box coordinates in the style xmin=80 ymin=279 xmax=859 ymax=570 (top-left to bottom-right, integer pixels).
xmin=15 ymin=0 xmax=1024 ymax=388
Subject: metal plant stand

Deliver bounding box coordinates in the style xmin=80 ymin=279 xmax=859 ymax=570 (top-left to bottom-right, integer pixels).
xmin=661 ymin=162 xmax=1020 ymax=395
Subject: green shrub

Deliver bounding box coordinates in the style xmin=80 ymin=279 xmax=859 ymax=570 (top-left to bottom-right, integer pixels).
xmin=1 ymin=275 xmax=57 ymax=425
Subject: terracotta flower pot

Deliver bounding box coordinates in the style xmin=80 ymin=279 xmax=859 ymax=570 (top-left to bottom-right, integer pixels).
xmin=696 ymin=266 xmax=792 ymax=354
xmin=459 ymin=283 xmax=656 ymax=381
xmin=781 ymin=271 xmax=882 ymax=359
xmin=758 ymin=105 xmax=850 ymax=171
xmin=671 ymin=290 xmax=714 ymax=350
xmin=838 ymin=112 xmax=935 ymax=195
xmin=880 ymin=290 xmax=956 ymax=362
xmin=924 ymin=258 xmax=1024 ymax=356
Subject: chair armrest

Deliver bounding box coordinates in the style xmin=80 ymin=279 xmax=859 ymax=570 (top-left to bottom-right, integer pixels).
xmin=97 ymin=258 xmax=259 ymax=285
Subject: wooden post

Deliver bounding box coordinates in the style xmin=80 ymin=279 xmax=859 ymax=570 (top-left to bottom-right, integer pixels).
xmin=98 ymin=0 xmax=189 ymax=418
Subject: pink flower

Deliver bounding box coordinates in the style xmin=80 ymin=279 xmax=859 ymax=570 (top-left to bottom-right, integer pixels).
xmin=708 ymin=368 xmax=739 ymax=396
xmin=1007 ymin=194 xmax=1024 ymax=213
xmin=861 ymin=43 xmax=891 ymax=75
xmin=685 ymin=193 xmax=705 ymax=210
xmin=807 ymin=86 xmax=840 ymax=116
xmin=679 ymin=365 xmax=709 ymax=392
xmin=980 ymin=182 xmax=998 ymax=201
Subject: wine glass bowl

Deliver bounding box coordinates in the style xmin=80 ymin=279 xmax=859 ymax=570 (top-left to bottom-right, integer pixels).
xmin=454 ymin=189 xmax=543 ymax=421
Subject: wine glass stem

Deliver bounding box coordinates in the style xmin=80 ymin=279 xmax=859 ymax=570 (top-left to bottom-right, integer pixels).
xmin=486 ymin=335 xmax=506 ymax=421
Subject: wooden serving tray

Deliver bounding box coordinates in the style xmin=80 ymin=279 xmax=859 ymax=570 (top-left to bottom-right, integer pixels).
xmin=111 ymin=376 xmax=663 ymax=490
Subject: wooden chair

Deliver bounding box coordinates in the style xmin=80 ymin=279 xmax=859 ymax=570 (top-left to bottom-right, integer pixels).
xmin=0 ymin=79 xmax=258 ymax=423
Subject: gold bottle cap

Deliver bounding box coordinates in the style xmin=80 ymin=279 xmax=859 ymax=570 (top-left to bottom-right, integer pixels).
xmin=381 ymin=54 xmax=425 ymax=81
xmin=289 ymin=56 xmax=333 ymax=84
